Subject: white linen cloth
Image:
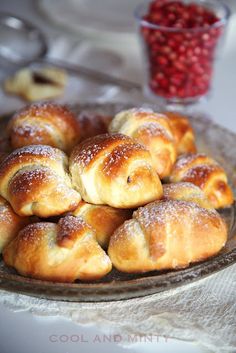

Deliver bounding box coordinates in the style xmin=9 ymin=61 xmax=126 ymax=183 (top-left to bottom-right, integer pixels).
xmin=0 ymin=264 xmax=236 ymax=353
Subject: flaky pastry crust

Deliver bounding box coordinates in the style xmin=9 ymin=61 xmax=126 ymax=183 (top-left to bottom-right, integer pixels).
xmin=109 ymin=108 xmax=177 ymax=179
xmin=108 ymin=200 xmax=227 ymax=273
xmin=163 ymin=182 xmax=214 ymax=209
xmin=0 ymin=196 xmax=30 ymax=253
xmin=170 ymin=153 xmax=234 ymax=208
xmin=164 ymin=111 xmax=197 ymax=155
xmin=69 ymin=133 xmax=163 ymax=208
xmin=3 ymin=215 xmax=112 ymax=282
xmin=8 ymin=102 xmax=81 ymax=152
xmin=73 ymin=201 xmax=132 ymax=248
xmin=0 ymin=145 xmax=81 ymax=217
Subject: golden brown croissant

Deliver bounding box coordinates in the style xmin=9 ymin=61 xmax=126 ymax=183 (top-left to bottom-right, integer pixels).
xmin=170 ymin=153 xmax=234 ymax=208
xmin=3 ymin=215 xmax=112 ymax=282
xmin=163 ymin=182 xmax=213 ymax=209
xmin=77 ymin=111 xmax=112 ymax=141
xmin=164 ymin=111 xmax=197 ymax=155
xmin=0 ymin=145 xmax=81 ymax=217
xmin=72 ymin=201 xmax=132 ymax=248
xmin=69 ymin=133 xmax=163 ymax=208
xmin=108 ymin=200 xmax=227 ymax=273
xmin=109 ymin=108 xmax=177 ymax=179
xmin=0 ymin=196 xmax=30 ymax=253
xmin=8 ymin=102 xmax=81 ymax=152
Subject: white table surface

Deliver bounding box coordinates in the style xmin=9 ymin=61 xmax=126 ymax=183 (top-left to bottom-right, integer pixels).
xmin=0 ymin=1 xmax=235 ymax=353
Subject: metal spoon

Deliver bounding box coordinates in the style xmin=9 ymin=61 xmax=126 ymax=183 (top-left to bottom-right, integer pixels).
xmin=0 ymin=13 xmax=140 ymax=90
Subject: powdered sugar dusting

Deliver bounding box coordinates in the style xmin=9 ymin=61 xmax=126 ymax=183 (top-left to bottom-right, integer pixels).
xmin=138 ymin=122 xmax=173 ymax=141
xmin=12 ymin=124 xmax=46 ymax=138
xmin=132 ymin=108 xmax=169 ymax=123
xmin=110 ymin=218 xmax=139 ymax=245
xmin=58 ymin=215 xmax=87 ymax=236
xmin=13 ymin=102 xmax=77 ymax=122
xmin=1 ymin=145 xmax=62 ymax=165
xmin=19 ymin=222 xmax=54 ymax=244
xmin=9 ymin=166 xmax=79 ymax=207
xmin=163 ymin=182 xmax=202 ymax=194
xmin=163 ymin=182 xmax=208 ymax=203
xmin=173 ymin=153 xmax=217 ymax=171
xmin=71 ymin=133 xmax=131 ymax=169
xmin=111 ymin=199 xmax=222 ymax=248
xmin=102 ymin=142 xmax=147 ymax=176
xmin=0 ymin=203 xmax=13 ymax=223
xmin=134 ymin=200 xmax=219 ymax=230
xmin=163 ymin=182 xmax=206 ymax=200
xmin=9 ymin=167 xmax=56 ymax=195
xmin=57 ymin=215 xmax=95 ymax=247
xmin=182 ymin=165 xmax=223 ymax=187
xmin=72 ymin=142 xmax=104 ymax=169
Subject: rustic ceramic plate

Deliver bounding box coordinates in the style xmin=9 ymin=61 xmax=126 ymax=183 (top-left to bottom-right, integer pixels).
xmin=0 ymin=103 xmax=236 ymax=302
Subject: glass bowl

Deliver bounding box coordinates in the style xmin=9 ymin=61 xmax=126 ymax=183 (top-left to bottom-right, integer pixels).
xmin=135 ymin=0 xmax=231 ymax=107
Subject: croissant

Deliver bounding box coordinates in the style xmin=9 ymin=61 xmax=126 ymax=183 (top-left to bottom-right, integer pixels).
xmin=0 ymin=196 xmax=30 ymax=253
xmin=72 ymin=201 xmax=132 ymax=248
xmin=78 ymin=111 xmax=112 ymax=141
xmin=164 ymin=111 xmax=197 ymax=155
xmin=109 ymin=108 xmax=177 ymax=179
xmin=8 ymin=102 xmax=81 ymax=152
xmin=3 ymin=215 xmax=112 ymax=282
xmin=69 ymin=133 xmax=163 ymax=208
xmin=163 ymin=182 xmax=213 ymax=209
xmin=170 ymin=153 xmax=234 ymax=208
xmin=0 ymin=145 xmax=81 ymax=217
xmin=108 ymin=200 xmax=227 ymax=273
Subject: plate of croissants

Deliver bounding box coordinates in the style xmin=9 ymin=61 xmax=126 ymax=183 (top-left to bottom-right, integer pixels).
xmin=0 ymin=102 xmax=235 ymax=302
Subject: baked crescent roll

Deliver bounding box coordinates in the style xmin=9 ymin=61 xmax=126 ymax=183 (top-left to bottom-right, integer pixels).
xmin=170 ymin=153 xmax=234 ymax=208
xmin=69 ymin=133 xmax=163 ymax=208
xmin=109 ymin=108 xmax=177 ymax=179
xmin=0 ymin=196 xmax=30 ymax=253
xmin=163 ymin=182 xmax=214 ymax=209
xmin=4 ymin=66 xmax=67 ymax=102
xmin=3 ymin=215 xmax=112 ymax=282
xmin=72 ymin=201 xmax=132 ymax=248
xmin=108 ymin=200 xmax=227 ymax=273
xmin=164 ymin=111 xmax=197 ymax=155
xmin=8 ymin=102 xmax=80 ymax=152
xmin=78 ymin=111 xmax=112 ymax=141
xmin=0 ymin=145 xmax=81 ymax=217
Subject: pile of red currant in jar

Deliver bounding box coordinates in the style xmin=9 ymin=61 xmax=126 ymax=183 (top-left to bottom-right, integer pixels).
xmin=140 ymin=0 xmax=223 ymax=100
